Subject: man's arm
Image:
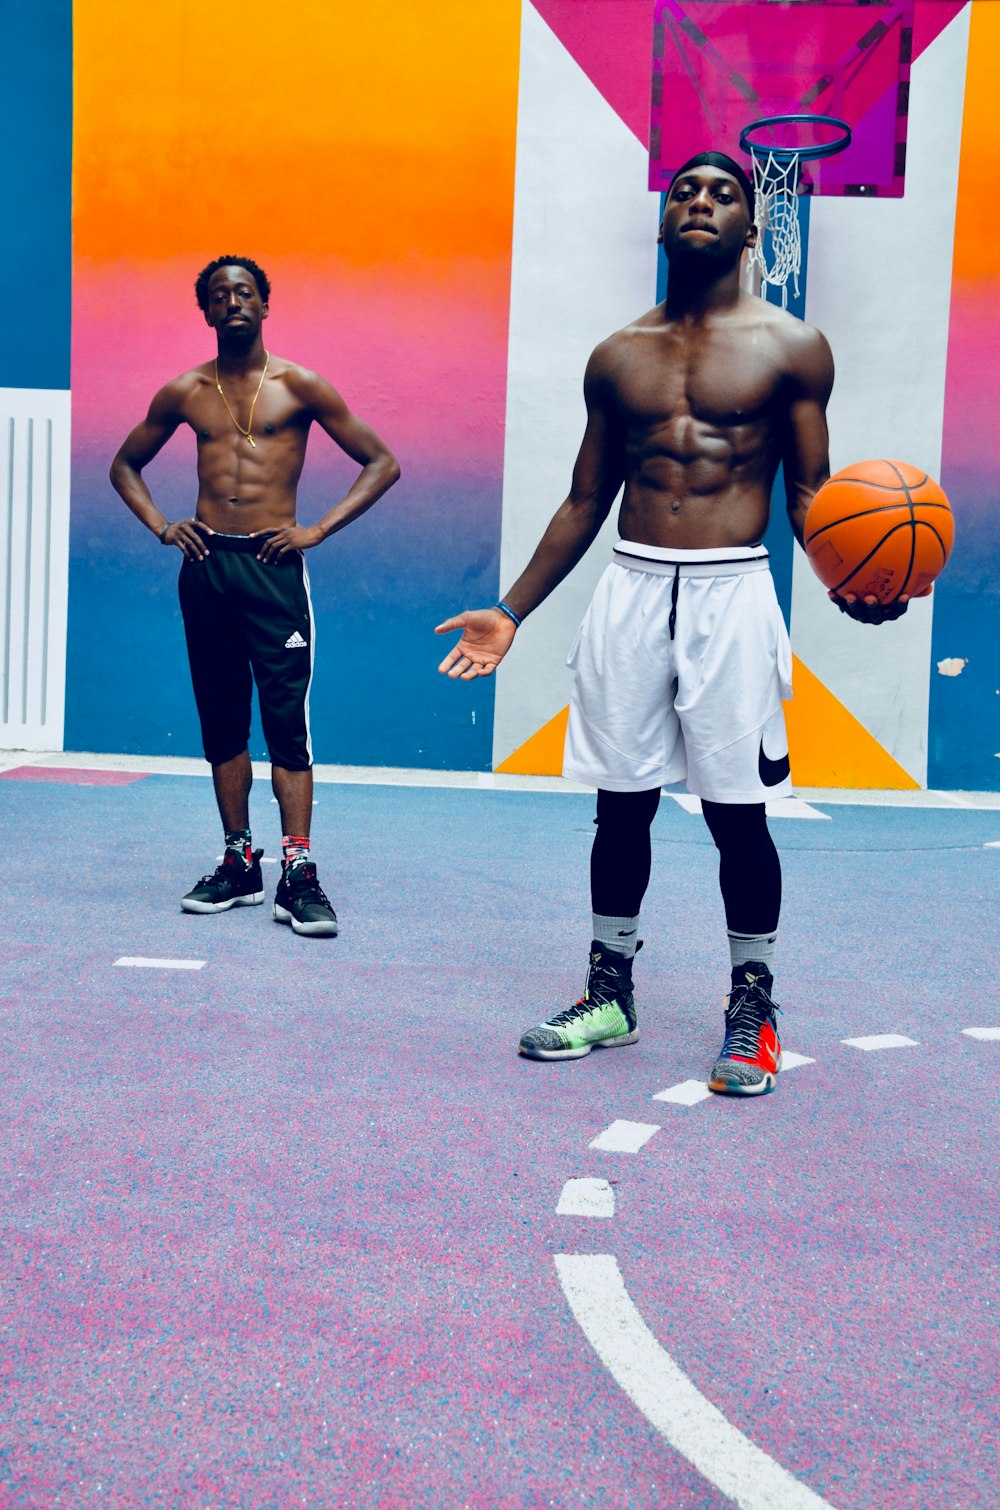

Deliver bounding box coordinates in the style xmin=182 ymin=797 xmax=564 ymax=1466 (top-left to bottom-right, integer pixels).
xmin=110 ymin=379 xmax=210 ymax=561
xmin=782 ymin=324 xmax=919 ymax=626
xmin=436 ymin=344 xmax=626 ymax=681
xmin=255 ymin=369 xmax=400 ymax=563
xmin=781 ymin=322 xmax=834 ymax=550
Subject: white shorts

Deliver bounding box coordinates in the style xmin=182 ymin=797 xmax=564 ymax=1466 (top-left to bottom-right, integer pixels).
xmin=563 ymin=542 xmax=794 ymax=802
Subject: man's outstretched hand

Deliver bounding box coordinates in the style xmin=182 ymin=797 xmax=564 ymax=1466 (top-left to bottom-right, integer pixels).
xmin=435 ymin=608 xmax=517 ymax=680
xmin=829 ymin=586 xmax=932 ymax=625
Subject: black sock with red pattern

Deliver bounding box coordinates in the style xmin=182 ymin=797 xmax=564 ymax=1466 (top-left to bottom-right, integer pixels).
xmin=282 ymin=834 xmax=310 ymax=870
xmin=224 ymin=828 xmax=253 ymax=865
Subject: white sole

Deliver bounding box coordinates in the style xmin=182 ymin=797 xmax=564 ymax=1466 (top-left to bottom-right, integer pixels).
xmin=273 ymin=903 xmax=338 ymax=937
xmin=519 ymin=1028 xmax=639 ymax=1062
xmin=708 ymin=1053 xmax=782 ymax=1096
xmin=180 ymin=891 xmax=264 ymax=914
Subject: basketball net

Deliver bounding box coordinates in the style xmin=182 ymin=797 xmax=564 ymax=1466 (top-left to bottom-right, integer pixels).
xmin=745 ymin=149 xmax=802 ymax=308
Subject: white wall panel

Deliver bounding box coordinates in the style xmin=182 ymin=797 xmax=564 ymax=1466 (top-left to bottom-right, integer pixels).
xmin=493 ymin=1 xmax=659 ymax=767
xmin=0 ymin=388 xmax=71 ymax=750
xmin=796 ymin=8 xmax=971 ymax=783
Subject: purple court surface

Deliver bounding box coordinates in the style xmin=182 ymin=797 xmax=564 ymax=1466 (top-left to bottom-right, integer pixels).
xmin=1 ymin=763 xmax=997 ymax=1509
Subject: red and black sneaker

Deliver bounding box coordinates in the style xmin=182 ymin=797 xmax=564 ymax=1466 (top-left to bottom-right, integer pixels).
xmin=181 ymin=848 xmax=265 ymax=913
xmin=708 ymin=962 xmax=782 ymax=1096
xmin=273 ymin=860 xmax=338 ymax=938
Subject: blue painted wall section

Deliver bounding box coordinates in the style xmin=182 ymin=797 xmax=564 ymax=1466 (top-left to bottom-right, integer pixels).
xmin=0 ymin=1 xmax=72 ymax=390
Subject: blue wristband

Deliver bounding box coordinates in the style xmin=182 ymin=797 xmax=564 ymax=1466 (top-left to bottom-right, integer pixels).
xmin=495 ymin=600 xmax=522 ymax=629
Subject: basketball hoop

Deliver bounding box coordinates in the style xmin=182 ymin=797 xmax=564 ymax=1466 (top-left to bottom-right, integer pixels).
xmin=739 ymin=114 xmax=852 ymax=307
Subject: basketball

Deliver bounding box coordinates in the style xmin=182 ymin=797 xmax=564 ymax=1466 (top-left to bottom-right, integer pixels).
xmin=804 ymin=459 xmax=954 ymax=604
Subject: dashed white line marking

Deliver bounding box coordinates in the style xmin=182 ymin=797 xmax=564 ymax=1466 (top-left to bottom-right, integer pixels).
xmin=555 ymin=1253 xmax=835 ymax=1509
xmin=762 ymin=797 xmax=831 ymax=821
xmin=589 ymin=1120 xmax=660 ymax=1154
xmin=780 ymin=1051 xmax=816 ymax=1071
xmin=962 ymin=1027 xmax=1000 ymax=1041
xmin=114 ymin=957 xmax=205 ymax=971
xmin=556 ymin=1178 xmax=616 ymax=1218
xmin=841 ymin=1033 xmax=918 ymax=1051
xmin=653 ymin=1079 xmax=711 ymax=1106
xmin=665 ymin=793 xmax=829 ymax=821
xmin=984 ymin=841 xmax=1000 ymax=849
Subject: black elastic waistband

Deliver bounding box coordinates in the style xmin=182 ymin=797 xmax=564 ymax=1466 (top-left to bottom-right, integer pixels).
xmin=206 ymin=530 xmax=276 ymax=553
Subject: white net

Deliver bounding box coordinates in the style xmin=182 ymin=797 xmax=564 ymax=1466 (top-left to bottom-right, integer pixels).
xmin=745 ymin=149 xmax=802 ymax=308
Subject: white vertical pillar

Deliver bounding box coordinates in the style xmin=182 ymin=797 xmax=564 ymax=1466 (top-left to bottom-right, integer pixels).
xmin=0 ymin=388 xmax=71 ymax=750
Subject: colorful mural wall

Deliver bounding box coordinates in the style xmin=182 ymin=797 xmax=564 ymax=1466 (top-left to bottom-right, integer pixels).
xmin=65 ymin=0 xmax=520 ymax=769
xmin=1 ymin=1 xmax=997 ymax=790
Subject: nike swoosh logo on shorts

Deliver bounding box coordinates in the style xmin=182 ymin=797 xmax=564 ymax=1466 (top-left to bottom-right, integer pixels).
xmin=758 ymin=738 xmax=791 ymax=787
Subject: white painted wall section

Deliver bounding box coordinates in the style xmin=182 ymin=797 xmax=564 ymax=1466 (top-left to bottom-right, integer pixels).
xmin=0 ymin=387 xmax=71 ymax=751
xmin=795 ymin=10 xmax=971 ymax=784
xmin=493 ymin=1 xmax=659 ymax=767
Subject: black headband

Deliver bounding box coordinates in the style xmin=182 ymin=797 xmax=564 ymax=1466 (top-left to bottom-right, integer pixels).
xmin=667 ymin=152 xmax=755 ymax=218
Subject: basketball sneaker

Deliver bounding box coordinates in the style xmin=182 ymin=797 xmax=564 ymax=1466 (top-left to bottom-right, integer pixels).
xmin=518 ymin=942 xmax=640 ymax=1060
xmin=181 ymin=848 xmax=265 ymax=913
xmin=708 ymin=962 xmax=782 ymax=1096
xmin=273 ymin=860 xmax=339 ymax=937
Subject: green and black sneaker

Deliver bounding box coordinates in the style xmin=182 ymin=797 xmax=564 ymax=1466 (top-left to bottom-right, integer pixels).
xmin=518 ymin=942 xmax=640 ymax=1061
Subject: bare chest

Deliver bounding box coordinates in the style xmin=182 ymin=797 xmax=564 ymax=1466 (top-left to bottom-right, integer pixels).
xmin=185 ymin=378 xmax=308 ymax=450
xmin=615 ymin=330 xmax=785 ymax=432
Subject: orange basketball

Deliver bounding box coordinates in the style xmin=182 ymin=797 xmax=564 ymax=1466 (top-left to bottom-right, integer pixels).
xmin=804 ymin=459 xmax=954 ymax=604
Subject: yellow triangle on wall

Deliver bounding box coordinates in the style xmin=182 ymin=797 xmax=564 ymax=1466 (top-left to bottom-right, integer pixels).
xmin=786 ymin=653 xmax=919 ymax=789
xmin=496 ymin=705 xmax=569 ymax=775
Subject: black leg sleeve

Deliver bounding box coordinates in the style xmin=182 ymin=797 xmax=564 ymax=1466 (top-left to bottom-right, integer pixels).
xmin=590 ymin=787 xmax=662 ymax=917
xmin=701 ymin=799 xmax=781 ymax=934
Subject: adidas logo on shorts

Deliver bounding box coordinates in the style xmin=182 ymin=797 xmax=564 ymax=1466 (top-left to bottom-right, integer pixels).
xmin=284 ymin=630 xmax=307 ymax=649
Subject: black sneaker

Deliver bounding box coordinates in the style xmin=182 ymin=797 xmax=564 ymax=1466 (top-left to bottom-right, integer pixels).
xmin=708 ymin=962 xmax=783 ymax=1096
xmin=181 ymin=848 xmax=265 ymax=913
xmin=518 ymin=942 xmax=641 ymax=1060
xmin=273 ymin=860 xmax=339 ymax=937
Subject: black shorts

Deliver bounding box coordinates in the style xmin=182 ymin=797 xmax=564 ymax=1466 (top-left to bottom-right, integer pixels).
xmin=178 ymin=533 xmax=314 ymax=771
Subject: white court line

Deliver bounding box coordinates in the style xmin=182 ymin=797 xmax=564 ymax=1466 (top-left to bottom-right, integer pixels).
xmin=556 ymin=1178 xmax=615 ymax=1218
xmin=555 ymin=1254 xmax=835 ymax=1510
xmin=780 ymin=1051 xmax=816 ymax=1071
xmin=589 ymin=1120 xmax=660 ymax=1154
xmin=653 ymin=1079 xmax=711 ymax=1106
xmin=841 ymin=1033 xmax=918 ymax=1051
xmin=962 ymin=1027 xmax=1000 ymax=1041
xmin=984 ymin=841 xmax=1000 ymax=849
xmin=114 ymin=957 xmax=205 ymax=971
xmin=664 ymin=793 xmax=829 ymax=821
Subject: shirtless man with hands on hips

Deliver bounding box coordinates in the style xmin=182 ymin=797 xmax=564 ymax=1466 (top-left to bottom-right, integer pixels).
xmin=111 ymin=255 xmax=400 ymax=937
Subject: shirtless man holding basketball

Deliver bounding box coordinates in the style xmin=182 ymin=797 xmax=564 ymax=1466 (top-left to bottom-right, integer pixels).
xmin=437 ymin=153 xmax=909 ymax=1091
xmin=111 ymin=257 xmax=400 ymax=937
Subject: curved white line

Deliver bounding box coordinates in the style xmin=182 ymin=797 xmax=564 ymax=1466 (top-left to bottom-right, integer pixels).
xmin=555 ymin=1254 xmax=836 ymax=1510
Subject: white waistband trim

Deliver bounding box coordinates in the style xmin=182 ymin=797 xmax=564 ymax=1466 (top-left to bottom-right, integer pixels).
xmin=613 ymin=540 xmax=770 ymax=578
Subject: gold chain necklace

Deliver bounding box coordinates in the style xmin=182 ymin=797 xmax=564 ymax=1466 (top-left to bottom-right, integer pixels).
xmin=214 ymin=351 xmax=270 ymax=447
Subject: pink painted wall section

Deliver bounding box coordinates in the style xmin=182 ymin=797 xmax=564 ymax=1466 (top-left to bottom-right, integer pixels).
xmin=532 ymin=0 xmax=654 ymax=143
xmin=930 ymin=0 xmax=999 ymax=787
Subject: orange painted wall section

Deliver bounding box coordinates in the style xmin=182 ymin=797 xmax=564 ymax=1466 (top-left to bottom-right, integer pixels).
xmin=950 ymin=2 xmax=1000 ymax=284
xmin=74 ymin=2 xmax=520 ymax=284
